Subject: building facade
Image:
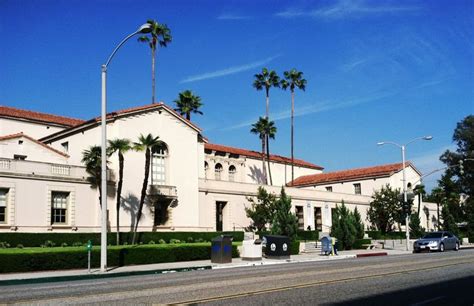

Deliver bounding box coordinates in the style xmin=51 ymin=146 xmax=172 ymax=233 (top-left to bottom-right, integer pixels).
xmin=0 ymin=103 xmax=438 ymax=234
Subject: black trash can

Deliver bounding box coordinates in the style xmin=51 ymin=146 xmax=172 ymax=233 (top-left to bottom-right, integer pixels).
xmin=211 ymin=235 xmax=233 ymax=263
xmin=262 ymin=235 xmax=290 ymax=259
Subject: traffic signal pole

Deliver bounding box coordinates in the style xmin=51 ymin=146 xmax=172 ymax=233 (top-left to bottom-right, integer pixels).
xmin=402 ymin=145 xmax=410 ymax=252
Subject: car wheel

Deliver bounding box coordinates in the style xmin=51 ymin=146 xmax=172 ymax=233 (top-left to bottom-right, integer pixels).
xmin=455 ymin=243 xmax=459 ymax=251
xmin=440 ymin=243 xmax=445 ymax=252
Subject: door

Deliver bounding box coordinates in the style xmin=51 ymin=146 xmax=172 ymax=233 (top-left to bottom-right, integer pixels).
xmin=314 ymin=207 xmax=322 ymax=231
xmin=216 ymin=201 xmax=227 ymax=231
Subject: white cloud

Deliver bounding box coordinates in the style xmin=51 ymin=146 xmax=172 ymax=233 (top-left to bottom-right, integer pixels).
xmin=223 ymin=90 xmax=395 ymax=130
xmin=180 ymin=54 xmax=281 ymax=83
xmin=217 ymin=13 xmax=252 ymax=20
xmin=276 ymin=0 xmax=420 ymax=19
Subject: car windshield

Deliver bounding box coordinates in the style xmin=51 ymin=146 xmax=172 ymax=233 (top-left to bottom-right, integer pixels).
xmin=422 ymin=233 xmax=443 ymax=239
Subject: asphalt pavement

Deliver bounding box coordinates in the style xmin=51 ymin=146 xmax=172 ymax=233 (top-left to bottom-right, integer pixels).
xmin=1 ymin=249 xmax=473 ymax=305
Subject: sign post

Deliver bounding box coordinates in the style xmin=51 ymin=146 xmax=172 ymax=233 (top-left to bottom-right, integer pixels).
xmin=86 ymin=240 xmax=92 ymax=273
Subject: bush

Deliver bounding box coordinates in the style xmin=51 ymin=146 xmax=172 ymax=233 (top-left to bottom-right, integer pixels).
xmin=0 ymin=231 xmax=244 ymax=247
xmin=148 ymin=240 xmax=155 ymax=245
xmin=353 ymin=239 xmax=372 ymax=249
xmin=16 ymin=244 xmax=24 ymax=249
xmin=331 ymin=202 xmax=357 ymax=250
xmin=366 ymin=231 xmax=405 ymax=240
xmin=41 ymin=240 xmax=55 ymax=248
xmin=296 ymin=230 xmax=319 ymax=241
xmin=290 ymin=240 xmax=300 ymax=255
xmin=0 ymin=243 xmax=240 ymax=273
xmin=61 ymin=243 xmax=68 ymax=248
xmin=0 ymin=242 xmax=10 ymax=249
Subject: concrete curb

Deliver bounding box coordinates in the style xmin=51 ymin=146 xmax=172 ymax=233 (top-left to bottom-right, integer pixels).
xmin=356 ymin=252 xmax=388 ymax=258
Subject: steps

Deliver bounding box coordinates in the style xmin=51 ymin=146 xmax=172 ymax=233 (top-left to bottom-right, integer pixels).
xmin=302 ymin=241 xmax=322 ymax=254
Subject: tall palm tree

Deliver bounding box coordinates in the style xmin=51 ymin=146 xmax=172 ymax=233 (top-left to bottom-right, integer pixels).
xmin=253 ymin=68 xmax=280 ymax=186
xmin=132 ymin=133 xmax=163 ymax=244
xmin=263 ymin=119 xmax=277 ymax=185
xmin=281 ymin=69 xmax=307 ymax=185
xmin=107 ymin=138 xmax=132 ymax=246
xmin=253 ymin=68 xmax=280 ymax=118
xmin=174 ymin=90 xmax=203 ymax=120
xmin=251 ymin=117 xmax=271 ymax=185
xmin=413 ymin=184 xmax=426 ymax=216
xmin=81 ymin=146 xmax=104 ymax=206
xmin=138 ymin=19 xmax=172 ymax=104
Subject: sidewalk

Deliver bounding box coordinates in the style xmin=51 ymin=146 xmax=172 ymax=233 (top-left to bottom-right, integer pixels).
xmin=0 ymin=249 xmax=409 ymax=286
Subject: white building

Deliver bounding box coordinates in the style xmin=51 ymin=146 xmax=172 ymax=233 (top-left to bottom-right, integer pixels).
xmin=0 ymin=103 xmax=438 ymax=234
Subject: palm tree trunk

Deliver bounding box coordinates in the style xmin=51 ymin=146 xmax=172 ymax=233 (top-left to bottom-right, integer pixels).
xmin=152 ymin=47 xmax=156 ymax=104
xmin=265 ymin=88 xmax=269 ymax=118
xmin=132 ymin=148 xmax=151 ymax=244
xmin=291 ymin=90 xmax=295 ymax=185
xmin=266 ymin=134 xmax=273 ymax=186
xmin=116 ymin=153 xmax=124 ymax=246
xmin=261 ymin=138 xmax=267 ymax=184
xmin=186 ymin=112 xmax=190 ymax=120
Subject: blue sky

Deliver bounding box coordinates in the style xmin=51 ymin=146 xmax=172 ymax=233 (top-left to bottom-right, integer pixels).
xmin=1 ymin=0 xmax=473 ymax=190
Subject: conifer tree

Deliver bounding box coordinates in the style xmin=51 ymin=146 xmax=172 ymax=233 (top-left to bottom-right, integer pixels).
xmin=270 ymin=188 xmax=298 ymax=241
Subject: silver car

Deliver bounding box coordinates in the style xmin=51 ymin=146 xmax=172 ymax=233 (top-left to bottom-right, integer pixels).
xmin=413 ymin=231 xmax=460 ymax=253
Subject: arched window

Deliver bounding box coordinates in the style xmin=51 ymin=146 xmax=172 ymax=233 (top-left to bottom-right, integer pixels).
xmin=229 ymin=165 xmax=236 ymax=182
xmin=204 ymin=161 xmax=209 ymax=179
xmin=152 ymin=143 xmax=168 ymax=185
xmin=215 ymin=163 xmax=223 ymax=180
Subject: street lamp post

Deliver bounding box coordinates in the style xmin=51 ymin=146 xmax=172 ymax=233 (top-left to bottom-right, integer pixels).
xmin=377 ymin=136 xmax=432 ymax=251
xmin=100 ymin=23 xmax=152 ymax=273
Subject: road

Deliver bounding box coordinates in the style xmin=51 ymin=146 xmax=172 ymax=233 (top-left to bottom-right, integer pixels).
xmin=1 ymin=249 xmax=473 ymax=305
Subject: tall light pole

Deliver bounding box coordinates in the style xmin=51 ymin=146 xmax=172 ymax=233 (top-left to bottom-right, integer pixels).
xmin=100 ymin=23 xmax=152 ymax=273
xmin=377 ymin=136 xmax=432 ymax=251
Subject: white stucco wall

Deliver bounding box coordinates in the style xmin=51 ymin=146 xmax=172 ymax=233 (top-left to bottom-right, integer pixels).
xmin=0 ymin=136 xmax=67 ymax=164
xmin=0 ymin=118 xmax=66 ymax=139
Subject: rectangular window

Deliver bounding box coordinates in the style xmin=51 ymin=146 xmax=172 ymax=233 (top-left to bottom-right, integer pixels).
xmin=61 ymin=141 xmax=69 ymax=153
xmin=325 ymin=186 xmax=333 ymax=192
xmin=354 ymin=183 xmax=361 ymax=195
xmin=0 ymin=189 xmax=7 ymax=223
xmin=152 ymin=154 xmax=166 ymax=185
xmin=314 ymin=207 xmax=322 ymax=231
xmin=13 ymin=154 xmax=27 ymax=160
xmin=296 ymin=206 xmax=304 ymax=230
xmin=52 ymin=192 xmax=69 ymax=224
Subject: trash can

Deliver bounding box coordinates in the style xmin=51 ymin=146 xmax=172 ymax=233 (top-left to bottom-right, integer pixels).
xmin=262 ymin=235 xmax=290 ymax=259
xmin=211 ymin=235 xmax=233 ymax=263
xmin=241 ymin=239 xmax=263 ymax=261
xmin=320 ymin=236 xmax=333 ymax=255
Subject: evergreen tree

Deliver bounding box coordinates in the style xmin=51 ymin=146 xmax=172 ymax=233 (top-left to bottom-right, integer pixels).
xmin=353 ymin=206 xmax=365 ymax=239
xmin=367 ymin=184 xmax=401 ymax=233
xmin=409 ymin=213 xmax=424 ymax=238
xmin=270 ymin=188 xmax=298 ymax=241
xmin=245 ymin=187 xmax=276 ymax=232
xmin=441 ymin=204 xmax=459 ymax=236
xmin=330 ymin=201 xmax=357 ymax=250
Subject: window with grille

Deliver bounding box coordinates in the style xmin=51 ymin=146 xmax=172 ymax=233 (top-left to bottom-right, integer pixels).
xmin=354 ymin=183 xmax=361 ymax=195
xmin=52 ymin=192 xmax=68 ymax=224
xmin=0 ymin=189 xmax=7 ymax=223
xmin=229 ymin=165 xmax=236 ymax=182
xmin=326 ymin=186 xmax=333 ymax=192
xmin=152 ymin=146 xmax=167 ymax=185
xmin=215 ymin=163 xmax=223 ymax=180
xmin=296 ymin=206 xmax=304 ymax=230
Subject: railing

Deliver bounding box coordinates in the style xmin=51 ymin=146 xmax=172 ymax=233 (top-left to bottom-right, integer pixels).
xmin=0 ymin=158 xmax=87 ymax=180
xmin=148 ymin=184 xmax=177 ymax=197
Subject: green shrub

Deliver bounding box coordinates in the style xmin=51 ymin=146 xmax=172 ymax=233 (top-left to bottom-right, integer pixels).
xmin=296 ymin=230 xmax=319 ymax=241
xmin=148 ymin=240 xmax=155 ymax=245
xmin=290 ymin=240 xmax=300 ymax=255
xmin=41 ymin=240 xmax=55 ymax=248
xmin=169 ymin=239 xmax=181 ymax=244
xmin=0 ymin=243 xmax=240 ymax=273
xmin=187 ymin=237 xmax=194 ymax=243
xmin=61 ymin=243 xmax=68 ymax=248
xmin=16 ymin=244 xmax=24 ymax=249
xmin=0 ymin=242 xmax=10 ymax=249
xmin=0 ymin=231 xmax=244 ymax=247
xmin=158 ymin=239 xmax=166 ymax=244
xmin=353 ymin=239 xmax=372 ymax=249
xmin=366 ymin=231 xmax=405 ymax=240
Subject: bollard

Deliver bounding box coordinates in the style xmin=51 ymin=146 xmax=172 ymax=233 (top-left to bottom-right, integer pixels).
xmin=86 ymin=240 xmax=92 ymax=273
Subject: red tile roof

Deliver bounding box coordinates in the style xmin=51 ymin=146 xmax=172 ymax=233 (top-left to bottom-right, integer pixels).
xmin=41 ymin=102 xmax=202 ymax=142
xmin=205 ymin=143 xmax=324 ymax=170
xmin=0 ymin=105 xmax=85 ymax=127
xmin=0 ymin=132 xmax=69 ymax=157
xmin=289 ymin=162 xmax=418 ymax=187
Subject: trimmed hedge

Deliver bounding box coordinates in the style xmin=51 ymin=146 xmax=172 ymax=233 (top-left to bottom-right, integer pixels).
xmin=255 ymin=230 xmax=319 ymax=241
xmin=353 ymin=239 xmax=372 ymax=249
xmin=0 ymin=231 xmax=244 ymax=248
xmin=0 ymin=243 xmax=240 ymax=273
xmin=366 ymin=231 xmax=405 ymax=240
xmin=291 ymin=240 xmax=300 ymax=255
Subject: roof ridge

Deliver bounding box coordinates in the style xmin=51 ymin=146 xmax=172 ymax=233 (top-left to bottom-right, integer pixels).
xmin=0 ymin=105 xmax=85 ymax=126
xmin=0 ymin=132 xmax=69 ymax=158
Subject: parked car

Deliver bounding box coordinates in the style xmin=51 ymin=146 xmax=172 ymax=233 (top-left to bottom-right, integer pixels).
xmin=413 ymin=231 xmax=460 ymax=253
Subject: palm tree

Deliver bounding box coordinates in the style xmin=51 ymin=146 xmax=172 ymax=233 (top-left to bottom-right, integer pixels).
xmin=132 ymin=133 xmax=163 ymax=244
xmin=251 ymin=117 xmax=271 ymax=185
xmin=413 ymin=184 xmax=426 ymax=216
xmin=107 ymin=138 xmax=132 ymax=246
xmin=174 ymin=90 xmax=203 ymax=120
xmin=263 ymin=119 xmax=277 ymax=185
xmin=81 ymin=146 xmax=103 ymax=206
xmin=138 ymin=19 xmax=172 ymax=104
xmin=281 ymin=69 xmax=307 ymax=185
xmin=253 ymin=68 xmax=280 ymax=185
xmin=253 ymin=68 xmax=280 ymax=118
